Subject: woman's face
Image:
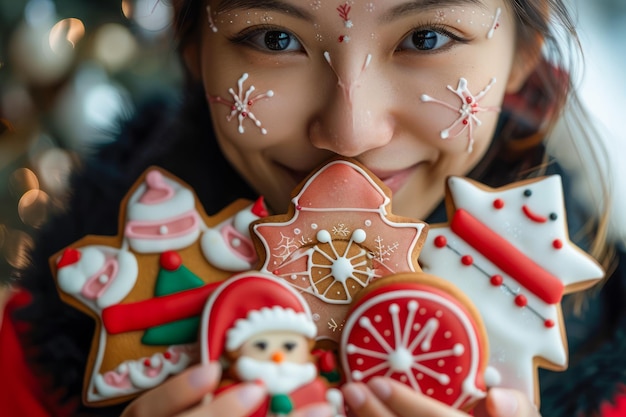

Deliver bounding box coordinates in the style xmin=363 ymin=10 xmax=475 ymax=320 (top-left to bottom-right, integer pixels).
xmin=197 ymin=0 xmax=526 ymax=218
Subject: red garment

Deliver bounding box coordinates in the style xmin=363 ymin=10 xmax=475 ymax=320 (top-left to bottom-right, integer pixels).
xmin=216 ymin=376 xmax=330 ymax=417
xmin=0 ymin=291 xmax=74 ymax=417
xmin=600 ymin=393 xmax=626 ymax=417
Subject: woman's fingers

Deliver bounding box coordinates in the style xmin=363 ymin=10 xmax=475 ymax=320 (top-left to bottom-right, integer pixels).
xmin=342 ymin=377 xmax=469 ymax=417
xmin=182 ymin=382 xmax=267 ymax=417
xmin=121 ymin=362 xmax=221 ymax=417
xmin=480 ymin=388 xmax=541 ymax=417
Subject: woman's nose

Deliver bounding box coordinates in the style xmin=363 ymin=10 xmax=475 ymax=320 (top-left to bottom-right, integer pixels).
xmin=309 ymin=53 xmax=394 ymax=157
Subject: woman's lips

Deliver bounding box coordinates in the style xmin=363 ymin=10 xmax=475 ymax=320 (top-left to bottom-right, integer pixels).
xmin=369 ymin=166 xmax=415 ymax=194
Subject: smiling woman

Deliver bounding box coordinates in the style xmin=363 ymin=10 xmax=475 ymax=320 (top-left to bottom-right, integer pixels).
xmin=3 ymin=0 xmax=624 ymax=417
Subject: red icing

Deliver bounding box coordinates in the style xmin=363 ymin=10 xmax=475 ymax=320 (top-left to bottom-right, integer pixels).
xmin=490 ymin=275 xmax=503 ymax=286
xmin=514 ymin=294 xmax=528 ymax=307
xmin=461 ymin=255 xmax=473 ymax=266
xmin=160 ymin=251 xmax=182 ymax=271
xmin=102 ymin=282 xmax=221 ymax=334
xmin=296 ymin=163 xmax=386 ymax=210
xmin=57 ymin=248 xmax=81 ymax=269
xmin=343 ymin=280 xmax=486 ymax=409
xmin=434 ymin=235 xmax=447 ymax=248
xmin=522 ymin=205 xmax=547 ymax=223
xmin=553 ymin=239 xmax=563 ymax=249
xmin=251 ymin=196 xmax=268 ymax=218
xmin=544 ymin=319 xmax=555 ymax=328
xmin=450 ymin=209 xmax=564 ymax=305
xmin=493 ymin=199 xmax=504 ymax=209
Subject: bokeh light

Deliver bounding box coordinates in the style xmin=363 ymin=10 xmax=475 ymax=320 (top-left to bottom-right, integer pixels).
xmin=9 ymin=168 xmax=40 ymax=198
xmin=49 ymin=17 xmax=85 ymax=52
xmin=18 ymin=189 xmax=50 ymax=229
xmin=93 ymin=23 xmax=138 ymax=72
xmin=36 ymin=148 xmax=73 ymax=195
xmin=3 ymin=229 xmax=34 ymax=270
xmin=129 ymin=0 xmax=173 ymax=33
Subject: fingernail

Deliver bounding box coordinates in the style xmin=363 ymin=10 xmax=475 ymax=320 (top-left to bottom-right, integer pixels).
xmin=188 ymin=362 xmax=220 ymax=389
xmin=342 ymin=383 xmax=367 ymax=409
xmin=236 ymin=383 xmax=266 ymax=408
xmin=302 ymin=404 xmax=334 ymax=417
xmin=490 ymin=388 xmax=519 ymax=416
xmin=368 ymin=377 xmax=392 ymax=400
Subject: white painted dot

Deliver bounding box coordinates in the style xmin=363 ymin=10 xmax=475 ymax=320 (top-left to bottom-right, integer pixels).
xmin=374 ymin=315 xmax=382 ymax=323
xmin=231 ymin=238 xmax=241 ymax=247
xmin=159 ymin=225 xmax=169 ymax=235
xmin=98 ymin=274 xmax=109 ymax=284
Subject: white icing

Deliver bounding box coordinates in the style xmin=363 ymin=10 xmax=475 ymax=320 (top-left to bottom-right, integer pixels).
xmin=57 ymin=245 xmax=138 ymax=309
xmin=419 ymin=175 xmax=604 ymax=401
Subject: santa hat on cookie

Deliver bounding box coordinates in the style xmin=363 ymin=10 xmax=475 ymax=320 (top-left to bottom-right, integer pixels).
xmin=201 ymin=272 xmax=317 ymax=362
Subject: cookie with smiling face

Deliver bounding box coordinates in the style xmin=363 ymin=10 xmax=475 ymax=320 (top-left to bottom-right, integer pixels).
xmin=51 ymin=167 xmax=268 ymax=406
xmin=419 ymin=175 xmax=605 ymax=405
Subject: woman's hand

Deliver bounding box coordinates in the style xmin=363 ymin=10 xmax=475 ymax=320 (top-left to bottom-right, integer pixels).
xmin=121 ymin=361 xmax=335 ymax=417
xmin=341 ymin=377 xmax=540 ymax=417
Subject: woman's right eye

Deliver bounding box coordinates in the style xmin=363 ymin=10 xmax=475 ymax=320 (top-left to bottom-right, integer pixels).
xmin=238 ymin=28 xmax=303 ymax=52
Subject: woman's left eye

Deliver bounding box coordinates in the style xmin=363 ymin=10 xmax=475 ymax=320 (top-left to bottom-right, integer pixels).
xmin=397 ymin=29 xmax=454 ymax=52
xmin=243 ymin=29 xmax=303 ymax=52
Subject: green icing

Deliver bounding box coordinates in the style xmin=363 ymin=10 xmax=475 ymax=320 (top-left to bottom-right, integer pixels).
xmin=141 ymin=262 xmax=204 ymax=346
xmin=269 ymin=394 xmax=293 ymax=415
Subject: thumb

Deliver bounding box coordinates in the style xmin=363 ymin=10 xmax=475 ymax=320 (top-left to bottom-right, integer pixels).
xmin=485 ymin=388 xmax=541 ymax=417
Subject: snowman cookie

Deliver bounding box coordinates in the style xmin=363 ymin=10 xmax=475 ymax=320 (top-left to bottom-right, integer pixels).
xmin=419 ymin=175 xmax=604 ymax=405
xmin=252 ymin=158 xmax=428 ymax=343
xmin=51 ymin=167 xmax=268 ymax=406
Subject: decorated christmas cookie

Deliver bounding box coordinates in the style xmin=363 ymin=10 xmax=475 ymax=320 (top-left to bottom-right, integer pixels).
xmin=200 ymin=271 xmax=345 ymax=417
xmin=50 ymin=167 xmax=268 ymax=406
xmin=419 ymin=175 xmax=605 ymax=405
xmin=340 ymin=272 xmax=489 ymax=410
xmin=252 ymin=158 xmax=428 ymax=343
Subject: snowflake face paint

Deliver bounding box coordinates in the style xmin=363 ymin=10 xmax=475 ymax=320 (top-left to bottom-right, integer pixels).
xmin=209 ymin=73 xmax=274 ymax=135
xmin=198 ymin=0 xmax=532 ymax=218
xmin=420 ymin=78 xmax=501 ymax=153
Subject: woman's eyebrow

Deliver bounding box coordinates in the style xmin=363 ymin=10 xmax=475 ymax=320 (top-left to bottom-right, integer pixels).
xmin=215 ymin=0 xmax=314 ymax=21
xmin=380 ymin=0 xmax=488 ymax=23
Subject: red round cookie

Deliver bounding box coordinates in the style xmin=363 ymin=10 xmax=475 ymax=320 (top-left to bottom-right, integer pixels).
xmin=340 ymin=273 xmax=488 ymax=410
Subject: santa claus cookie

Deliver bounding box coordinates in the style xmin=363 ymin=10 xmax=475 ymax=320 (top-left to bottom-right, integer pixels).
xmin=50 ymin=167 xmax=269 ymax=406
xmin=340 ymin=272 xmax=489 ymax=410
xmin=200 ymin=271 xmax=345 ymax=417
xmin=252 ymin=158 xmax=428 ymax=343
xmin=419 ymin=175 xmax=605 ymax=405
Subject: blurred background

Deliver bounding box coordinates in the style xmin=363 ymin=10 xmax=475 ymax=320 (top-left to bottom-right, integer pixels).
xmin=0 ymin=0 xmax=625 ymax=287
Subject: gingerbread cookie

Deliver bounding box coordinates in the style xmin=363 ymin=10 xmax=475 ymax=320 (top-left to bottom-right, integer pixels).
xmin=340 ymin=272 xmax=489 ymax=410
xmin=252 ymin=158 xmax=428 ymax=343
xmin=419 ymin=175 xmax=605 ymax=405
xmin=51 ymin=167 xmax=268 ymax=406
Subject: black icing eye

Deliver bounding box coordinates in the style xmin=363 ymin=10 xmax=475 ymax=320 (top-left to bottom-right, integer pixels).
xmin=523 ymin=189 xmax=532 ymax=197
xmin=283 ymin=342 xmax=297 ymax=352
xmin=549 ymin=213 xmax=558 ymax=221
xmin=253 ymin=341 xmax=268 ymax=351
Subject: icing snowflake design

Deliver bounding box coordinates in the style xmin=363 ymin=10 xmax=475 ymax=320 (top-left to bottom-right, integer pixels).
xmin=419 ymin=176 xmax=604 ymax=402
xmin=209 ymin=73 xmax=274 ymax=135
xmin=206 ymin=6 xmax=218 ymax=33
xmin=341 ymin=285 xmax=486 ymax=409
xmin=420 ymin=78 xmax=500 ymax=153
xmin=337 ymin=3 xmax=353 ymax=28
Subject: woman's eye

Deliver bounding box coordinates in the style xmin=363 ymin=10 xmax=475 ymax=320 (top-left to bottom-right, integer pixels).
xmin=244 ymin=29 xmax=302 ymax=52
xmin=397 ymin=29 xmax=453 ymax=52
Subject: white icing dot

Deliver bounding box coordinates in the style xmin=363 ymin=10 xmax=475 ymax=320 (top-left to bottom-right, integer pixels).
xmin=356 ymin=358 xmax=364 ymax=365
xmin=365 ymin=219 xmax=372 ymax=227
xmin=294 ymin=228 xmax=301 ymax=235
xmin=312 ymin=313 xmax=320 ymax=321
xmin=359 ymin=316 xmax=371 ymax=327
xmin=352 ymin=229 xmax=366 ymax=243
xmin=374 ymin=315 xmax=382 ymax=323
xmin=159 ymin=225 xmax=169 ymax=235
xmin=352 ymin=370 xmax=364 ymax=381
xmin=453 ymin=343 xmax=465 ymax=356
xmin=383 ymin=329 xmax=391 ymax=337
xmin=290 ymin=274 xmax=297 ymax=280
xmin=419 ymin=308 xmax=427 ymax=315
xmin=231 ymin=238 xmax=241 ymax=247
xmin=98 ymin=274 xmax=109 ymax=284
xmin=389 ymin=303 xmax=400 ymax=314
xmin=408 ymin=300 xmax=418 ymax=311
xmin=427 ymin=388 xmax=434 ymax=395
xmin=346 ymin=344 xmax=356 ymax=353
xmin=363 ymin=336 xmax=371 ymax=343
xmin=435 ymin=310 xmax=443 ymax=318
xmin=417 ymin=373 xmax=424 ymax=380
xmin=439 ymin=374 xmax=450 ymax=385
xmin=311 ymin=223 xmax=318 ymax=229
xmin=446 ymin=388 xmax=454 ymax=395
xmin=455 ymin=366 xmax=463 ymax=374
xmin=400 ymin=375 xmax=408 ymax=382
xmin=317 ymin=230 xmax=331 ymax=243
xmin=444 ymin=331 xmax=452 ymax=339
xmin=438 ymin=360 xmax=445 ymax=367
xmin=413 ymin=323 xmax=421 ymax=331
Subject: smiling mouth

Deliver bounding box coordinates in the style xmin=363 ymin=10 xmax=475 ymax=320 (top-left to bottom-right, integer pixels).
xmin=369 ymin=166 xmax=416 ymax=194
